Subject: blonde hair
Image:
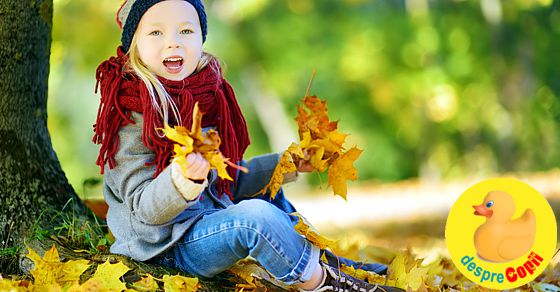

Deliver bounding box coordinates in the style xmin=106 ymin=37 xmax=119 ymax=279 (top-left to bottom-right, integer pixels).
xmin=125 ymin=32 xmax=217 ymax=136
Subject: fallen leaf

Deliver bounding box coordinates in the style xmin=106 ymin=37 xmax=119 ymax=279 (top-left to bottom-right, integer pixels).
xmin=131 ymin=274 xmax=159 ymax=291
xmin=84 ymin=260 xmax=130 ymax=291
xmin=339 ymin=265 xmax=386 ymax=285
xmin=26 ymin=245 xmax=90 ymax=289
xmin=0 ymin=278 xmax=27 ymax=292
xmin=162 ymin=274 xmax=200 ymax=292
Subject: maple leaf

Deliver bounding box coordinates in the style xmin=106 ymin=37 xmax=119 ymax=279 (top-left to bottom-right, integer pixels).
xmin=291 ymin=212 xmax=338 ymax=251
xmin=259 ymin=89 xmax=361 ymax=200
xmin=162 ymin=102 xmax=247 ymax=181
xmin=66 ymin=279 xmax=103 ymax=292
xmin=257 ymin=148 xmax=298 ymax=199
xmin=339 ymin=265 xmax=386 ymax=285
xmin=84 ymin=260 xmax=130 ymax=291
xmin=0 ymin=278 xmax=27 ymax=292
xmin=387 ymin=252 xmax=444 ymax=291
xmin=327 ymin=146 xmax=362 ymax=200
xmin=131 ymin=274 xmax=159 ymax=291
xmin=26 ymin=244 xmax=63 ymax=287
xmin=229 ymin=259 xmax=292 ymax=291
xmin=162 ymin=274 xmax=200 ymax=292
xmin=26 ymin=245 xmax=90 ymax=289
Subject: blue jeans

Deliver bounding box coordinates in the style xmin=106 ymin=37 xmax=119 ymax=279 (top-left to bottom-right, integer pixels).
xmin=151 ymin=190 xmax=387 ymax=284
xmin=154 ymin=198 xmax=320 ymax=284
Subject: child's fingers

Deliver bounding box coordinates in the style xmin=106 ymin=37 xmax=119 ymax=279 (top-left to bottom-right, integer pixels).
xmin=183 ymin=152 xmax=210 ymax=180
xmin=186 ymin=153 xmax=197 ymax=163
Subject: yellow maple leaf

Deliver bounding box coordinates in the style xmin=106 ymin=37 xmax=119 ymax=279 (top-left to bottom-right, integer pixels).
xmin=84 ymin=260 xmax=130 ymax=291
xmin=387 ymin=252 xmax=444 ymax=291
xmin=339 ymin=265 xmax=386 ymax=285
xmin=326 ymin=146 xmax=362 ymax=200
xmin=291 ymin=212 xmax=337 ymax=251
xmin=131 ymin=274 xmax=159 ymax=291
xmin=66 ymin=279 xmax=102 ymax=292
xmin=162 ymin=274 xmax=200 ymax=292
xmin=229 ymin=259 xmax=293 ymax=291
xmin=26 ymin=245 xmax=90 ymax=289
xmin=163 ymin=125 xmax=194 ymax=150
xmin=27 ymin=244 xmax=63 ymax=287
xmin=58 ymin=259 xmax=90 ymax=287
xmin=162 ymin=102 xmax=247 ymax=181
xmin=257 ymin=148 xmax=298 ymax=199
xmin=0 ymin=278 xmax=27 ymax=292
xmin=208 ymin=149 xmax=233 ymax=181
xmin=307 ymin=146 xmax=328 ymax=172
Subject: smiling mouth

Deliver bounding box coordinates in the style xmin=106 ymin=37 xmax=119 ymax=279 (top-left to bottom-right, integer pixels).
xmin=163 ymin=57 xmax=184 ymax=74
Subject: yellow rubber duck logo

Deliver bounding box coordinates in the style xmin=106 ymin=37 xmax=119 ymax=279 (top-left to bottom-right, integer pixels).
xmin=472 ymin=190 xmax=536 ymax=263
xmin=446 ymin=178 xmax=557 ymax=289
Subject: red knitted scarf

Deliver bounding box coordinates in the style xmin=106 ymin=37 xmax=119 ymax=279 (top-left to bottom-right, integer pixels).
xmin=93 ymin=46 xmax=250 ymax=200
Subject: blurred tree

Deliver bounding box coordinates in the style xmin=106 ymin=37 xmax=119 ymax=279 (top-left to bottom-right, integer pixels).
xmin=0 ymin=0 xmax=82 ymax=261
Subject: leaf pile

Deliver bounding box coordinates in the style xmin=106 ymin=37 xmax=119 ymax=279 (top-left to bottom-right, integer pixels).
xmin=1 ymin=243 xmax=559 ymax=291
xmin=162 ymin=102 xmax=247 ymax=181
xmin=260 ymin=94 xmax=362 ymax=200
xmin=0 ymin=245 xmax=199 ymax=292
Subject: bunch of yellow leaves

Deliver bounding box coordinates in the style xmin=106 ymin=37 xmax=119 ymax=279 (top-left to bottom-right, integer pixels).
xmin=162 ymin=102 xmax=247 ymax=181
xmin=4 ymin=245 xmax=201 ymax=291
xmin=260 ymin=91 xmax=362 ymax=200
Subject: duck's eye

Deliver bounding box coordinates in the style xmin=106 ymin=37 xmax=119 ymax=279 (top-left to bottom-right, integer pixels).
xmin=486 ymin=200 xmax=494 ymax=208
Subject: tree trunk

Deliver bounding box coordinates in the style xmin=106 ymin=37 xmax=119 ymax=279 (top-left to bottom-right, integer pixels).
xmin=0 ymin=0 xmax=81 ymax=270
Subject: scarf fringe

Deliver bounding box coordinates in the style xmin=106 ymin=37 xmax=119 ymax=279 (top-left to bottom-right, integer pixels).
xmin=93 ymin=47 xmax=250 ymax=200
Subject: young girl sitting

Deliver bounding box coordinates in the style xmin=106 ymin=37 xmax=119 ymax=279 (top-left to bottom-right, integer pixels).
xmin=93 ymin=1 xmax=402 ymax=291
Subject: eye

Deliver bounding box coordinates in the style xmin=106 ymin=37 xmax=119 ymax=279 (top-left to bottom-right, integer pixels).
xmin=149 ymin=30 xmax=162 ymax=36
xmin=180 ymin=29 xmax=194 ymax=35
xmin=485 ymin=200 xmax=494 ymax=208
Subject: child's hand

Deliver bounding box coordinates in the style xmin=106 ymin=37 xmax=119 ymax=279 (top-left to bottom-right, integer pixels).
xmin=183 ymin=152 xmax=210 ymax=182
xmin=296 ymin=159 xmax=314 ymax=173
xmin=292 ymin=151 xmax=314 ymax=173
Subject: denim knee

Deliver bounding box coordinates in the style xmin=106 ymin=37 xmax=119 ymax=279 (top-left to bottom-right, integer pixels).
xmin=229 ymin=199 xmax=285 ymax=227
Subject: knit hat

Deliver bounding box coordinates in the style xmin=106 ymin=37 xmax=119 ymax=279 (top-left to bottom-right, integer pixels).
xmin=117 ymin=0 xmax=207 ymax=52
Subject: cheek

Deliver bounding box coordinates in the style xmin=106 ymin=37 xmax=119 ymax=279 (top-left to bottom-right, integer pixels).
xmin=137 ymin=40 xmax=158 ymax=65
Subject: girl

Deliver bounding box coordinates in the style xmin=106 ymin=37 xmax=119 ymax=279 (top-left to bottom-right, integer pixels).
xmin=93 ymin=1 xmax=402 ymax=291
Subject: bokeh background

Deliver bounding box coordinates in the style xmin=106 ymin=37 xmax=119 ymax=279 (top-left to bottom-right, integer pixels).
xmin=48 ymin=0 xmax=560 ymax=260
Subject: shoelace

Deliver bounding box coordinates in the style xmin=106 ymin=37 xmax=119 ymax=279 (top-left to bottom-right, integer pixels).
xmin=331 ymin=274 xmax=379 ymax=292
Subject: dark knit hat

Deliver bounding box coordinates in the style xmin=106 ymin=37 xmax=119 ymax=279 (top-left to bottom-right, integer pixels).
xmin=117 ymin=0 xmax=207 ymax=52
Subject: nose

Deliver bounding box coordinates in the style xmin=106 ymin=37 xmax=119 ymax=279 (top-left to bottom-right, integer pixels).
xmin=166 ymin=34 xmax=181 ymax=49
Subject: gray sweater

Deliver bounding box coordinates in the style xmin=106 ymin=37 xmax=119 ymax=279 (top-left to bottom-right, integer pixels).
xmin=102 ymin=112 xmax=287 ymax=261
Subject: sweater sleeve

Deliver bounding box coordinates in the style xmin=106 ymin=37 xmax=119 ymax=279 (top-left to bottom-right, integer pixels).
xmin=103 ymin=112 xmax=201 ymax=225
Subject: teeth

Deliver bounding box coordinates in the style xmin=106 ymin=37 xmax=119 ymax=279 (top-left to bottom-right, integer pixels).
xmin=164 ymin=57 xmax=183 ymax=62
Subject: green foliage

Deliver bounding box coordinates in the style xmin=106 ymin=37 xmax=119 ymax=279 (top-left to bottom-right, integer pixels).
xmin=28 ymin=198 xmax=112 ymax=254
xmin=47 ymin=0 xmax=560 ymax=197
xmin=50 ymin=201 xmax=112 ymax=253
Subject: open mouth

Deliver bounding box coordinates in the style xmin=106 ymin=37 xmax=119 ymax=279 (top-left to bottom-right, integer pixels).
xmin=163 ymin=57 xmax=184 ymax=74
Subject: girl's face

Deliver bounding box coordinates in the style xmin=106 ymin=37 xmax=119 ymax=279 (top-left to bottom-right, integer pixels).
xmin=135 ymin=0 xmax=203 ymax=81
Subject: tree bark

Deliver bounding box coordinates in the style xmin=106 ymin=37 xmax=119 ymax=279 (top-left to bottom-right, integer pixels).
xmin=0 ymin=0 xmax=81 ymax=265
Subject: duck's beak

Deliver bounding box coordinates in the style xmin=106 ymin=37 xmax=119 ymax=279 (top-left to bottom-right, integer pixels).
xmin=473 ymin=204 xmax=493 ymax=218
